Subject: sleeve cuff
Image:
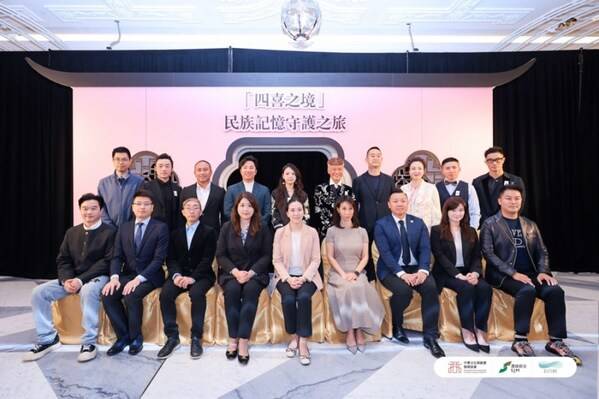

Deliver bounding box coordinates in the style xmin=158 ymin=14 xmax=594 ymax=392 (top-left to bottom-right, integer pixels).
xmin=110 ymin=274 xmax=119 ymax=281
xmin=396 ymin=271 xmax=405 ymax=278
xmin=136 ymin=274 xmax=147 ymax=283
xmin=172 ymin=273 xmax=181 ymax=281
xmin=418 ymin=269 xmax=429 ymax=275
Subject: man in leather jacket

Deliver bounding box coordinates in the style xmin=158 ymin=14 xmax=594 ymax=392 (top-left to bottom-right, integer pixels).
xmin=481 ymin=185 xmax=581 ymax=365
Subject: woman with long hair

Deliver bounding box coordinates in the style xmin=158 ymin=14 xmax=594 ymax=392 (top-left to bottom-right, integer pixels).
xmin=271 ymin=163 xmax=310 ymax=230
xmin=216 ymin=192 xmax=272 ymax=364
xmin=431 ymin=197 xmax=492 ymax=352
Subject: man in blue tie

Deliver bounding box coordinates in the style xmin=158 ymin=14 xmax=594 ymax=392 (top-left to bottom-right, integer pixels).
xmin=101 ymin=189 xmax=168 ymax=356
xmin=374 ymin=188 xmax=445 ymax=358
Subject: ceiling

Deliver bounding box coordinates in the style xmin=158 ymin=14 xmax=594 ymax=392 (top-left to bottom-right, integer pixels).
xmin=1 ymin=0 xmax=598 ymax=52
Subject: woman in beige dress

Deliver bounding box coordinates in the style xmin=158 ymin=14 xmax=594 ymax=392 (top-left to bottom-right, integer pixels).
xmin=326 ymin=196 xmax=384 ymax=354
xmin=400 ymin=158 xmax=442 ymax=231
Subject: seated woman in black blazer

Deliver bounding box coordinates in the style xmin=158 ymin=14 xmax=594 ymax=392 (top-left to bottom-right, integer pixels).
xmin=216 ymin=192 xmax=272 ymax=365
xmin=431 ymin=197 xmax=492 ymax=353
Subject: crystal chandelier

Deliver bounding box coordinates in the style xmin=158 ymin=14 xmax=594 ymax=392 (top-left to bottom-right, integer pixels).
xmin=281 ymin=0 xmax=322 ymax=48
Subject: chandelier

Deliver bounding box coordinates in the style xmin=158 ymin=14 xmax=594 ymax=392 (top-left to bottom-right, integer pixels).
xmin=281 ymin=0 xmax=322 ymax=48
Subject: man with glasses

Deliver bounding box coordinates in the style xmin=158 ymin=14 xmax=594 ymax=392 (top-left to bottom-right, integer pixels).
xmin=98 ymin=146 xmax=144 ymax=228
xmin=157 ymin=197 xmax=217 ymax=359
xmin=473 ymin=146 xmax=526 ymax=226
xmin=101 ymin=190 xmax=168 ymax=356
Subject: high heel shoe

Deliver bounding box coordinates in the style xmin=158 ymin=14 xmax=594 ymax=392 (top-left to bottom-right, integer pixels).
xmin=346 ymin=344 xmax=358 ymax=355
xmin=357 ymin=343 xmax=366 ymax=353
xmin=475 ymin=330 xmax=490 ymax=353
xmin=461 ymin=330 xmax=479 ymax=353
xmin=238 ymin=353 xmax=250 ymax=365
xmin=286 ymin=338 xmax=298 ymax=358
xmin=226 ymin=348 xmax=238 ymax=360
xmin=299 ymin=348 xmax=311 ymax=366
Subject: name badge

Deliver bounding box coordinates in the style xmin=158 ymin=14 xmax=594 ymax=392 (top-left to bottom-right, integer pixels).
xmin=174 ymin=190 xmax=178 ymax=197
xmin=504 ymin=181 xmax=510 ymax=186
xmin=455 ymin=190 xmax=461 ymax=196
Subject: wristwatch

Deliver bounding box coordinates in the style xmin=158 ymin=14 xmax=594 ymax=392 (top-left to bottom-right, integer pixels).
xmin=353 ymin=271 xmax=360 ymax=277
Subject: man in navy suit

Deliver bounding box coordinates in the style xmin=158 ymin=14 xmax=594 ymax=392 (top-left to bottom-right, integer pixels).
xmin=223 ymin=155 xmax=271 ymax=226
xmin=101 ymin=189 xmax=168 ymax=356
xmin=374 ymin=188 xmax=445 ymax=358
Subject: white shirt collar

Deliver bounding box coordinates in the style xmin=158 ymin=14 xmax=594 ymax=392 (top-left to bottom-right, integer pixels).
xmin=243 ymin=181 xmax=254 ymax=192
xmin=329 ymin=178 xmax=343 ymax=187
xmin=83 ymin=220 xmax=102 ymax=231
xmin=391 ymin=214 xmax=408 ymax=225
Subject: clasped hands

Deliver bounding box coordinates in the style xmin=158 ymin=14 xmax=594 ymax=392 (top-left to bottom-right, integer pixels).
xmin=400 ymin=270 xmax=428 ymax=286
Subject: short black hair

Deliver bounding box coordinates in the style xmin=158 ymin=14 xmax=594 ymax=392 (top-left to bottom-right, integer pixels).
xmin=133 ymin=189 xmax=154 ymax=204
xmin=78 ymin=193 xmax=104 ymax=209
xmin=156 ymin=153 xmax=174 ymax=167
xmin=366 ymin=146 xmax=382 ymax=156
xmin=498 ymin=184 xmax=523 ymax=197
xmin=484 ymin=146 xmax=504 ymax=158
xmin=388 ymin=187 xmax=407 ymax=200
xmin=239 ymin=155 xmax=258 ymax=170
xmin=112 ymin=146 xmax=131 ymax=159
xmin=441 ymin=157 xmax=459 ymax=166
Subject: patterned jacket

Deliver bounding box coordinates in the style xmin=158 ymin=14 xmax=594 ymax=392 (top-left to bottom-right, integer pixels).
xmin=313 ymin=182 xmax=355 ymax=237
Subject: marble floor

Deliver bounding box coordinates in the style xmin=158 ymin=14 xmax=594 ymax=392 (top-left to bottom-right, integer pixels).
xmin=0 ymin=273 xmax=597 ymax=399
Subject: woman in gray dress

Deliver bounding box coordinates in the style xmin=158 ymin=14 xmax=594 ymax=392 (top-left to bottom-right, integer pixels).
xmin=325 ymin=196 xmax=384 ymax=353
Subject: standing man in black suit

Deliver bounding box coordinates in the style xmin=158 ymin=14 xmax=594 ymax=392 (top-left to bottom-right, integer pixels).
xmin=157 ymin=197 xmax=218 ymax=359
xmin=473 ymin=146 xmax=526 ymax=226
xmin=180 ymin=160 xmax=225 ymax=233
xmin=101 ymin=189 xmax=169 ymax=356
xmin=352 ymin=146 xmax=395 ymax=281
xmin=142 ymin=153 xmax=182 ymax=231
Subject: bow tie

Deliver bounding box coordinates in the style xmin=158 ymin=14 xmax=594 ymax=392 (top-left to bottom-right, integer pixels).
xmin=445 ymin=180 xmax=458 ymax=186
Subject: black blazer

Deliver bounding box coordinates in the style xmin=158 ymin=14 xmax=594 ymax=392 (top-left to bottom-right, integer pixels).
xmin=430 ymin=225 xmax=482 ymax=293
xmin=352 ymin=172 xmax=395 ymax=234
xmin=166 ymin=223 xmax=217 ymax=283
xmin=56 ymin=223 xmax=116 ymax=284
xmin=472 ymin=172 xmax=526 ymax=225
xmin=180 ymin=183 xmax=226 ymax=233
xmin=215 ymin=221 xmax=272 ymax=287
xmin=110 ymin=218 xmax=169 ymax=287
xmin=142 ymin=179 xmax=183 ymax=230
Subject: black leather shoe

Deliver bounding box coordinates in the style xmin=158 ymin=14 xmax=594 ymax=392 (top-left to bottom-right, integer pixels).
xmin=238 ymin=353 xmax=250 ymax=365
xmin=392 ymin=327 xmax=410 ymax=344
xmin=190 ymin=337 xmax=203 ymax=359
xmin=128 ymin=336 xmax=144 ymax=355
xmin=478 ymin=344 xmax=490 ymax=354
xmin=107 ymin=338 xmax=129 ymax=356
xmin=423 ymin=337 xmax=446 ymax=358
xmin=157 ymin=337 xmax=180 ymax=359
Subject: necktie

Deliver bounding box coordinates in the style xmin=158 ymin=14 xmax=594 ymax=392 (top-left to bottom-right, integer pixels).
xmin=398 ymin=220 xmax=411 ymax=266
xmin=134 ymin=222 xmax=144 ymax=253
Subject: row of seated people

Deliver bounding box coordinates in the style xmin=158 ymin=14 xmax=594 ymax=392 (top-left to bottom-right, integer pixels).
xmin=24 ymin=184 xmax=582 ymax=367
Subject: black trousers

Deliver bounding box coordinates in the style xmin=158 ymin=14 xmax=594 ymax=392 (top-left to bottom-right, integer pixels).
xmin=101 ymin=275 xmax=156 ymax=341
xmin=499 ymin=275 xmax=567 ymax=338
xmin=276 ymin=280 xmax=317 ymax=338
xmin=444 ymin=277 xmax=492 ymax=332
xmin=381 ymin=272 xmax=440 ymax=339
xmin=222 ymin=278 xmax=264 ymax=339
xmin=160 ymin=278 xmax=214 ymax=339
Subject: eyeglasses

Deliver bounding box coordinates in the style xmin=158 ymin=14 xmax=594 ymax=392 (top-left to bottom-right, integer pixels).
xmin=132 ymin=202 xmax=152 ymax=207
xmin=485 ymin=157 xmax=505 ymax=164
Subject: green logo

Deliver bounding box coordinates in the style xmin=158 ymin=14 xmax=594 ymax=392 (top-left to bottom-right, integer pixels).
xmin=499 ymin=361 xmax=512 ymax=373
